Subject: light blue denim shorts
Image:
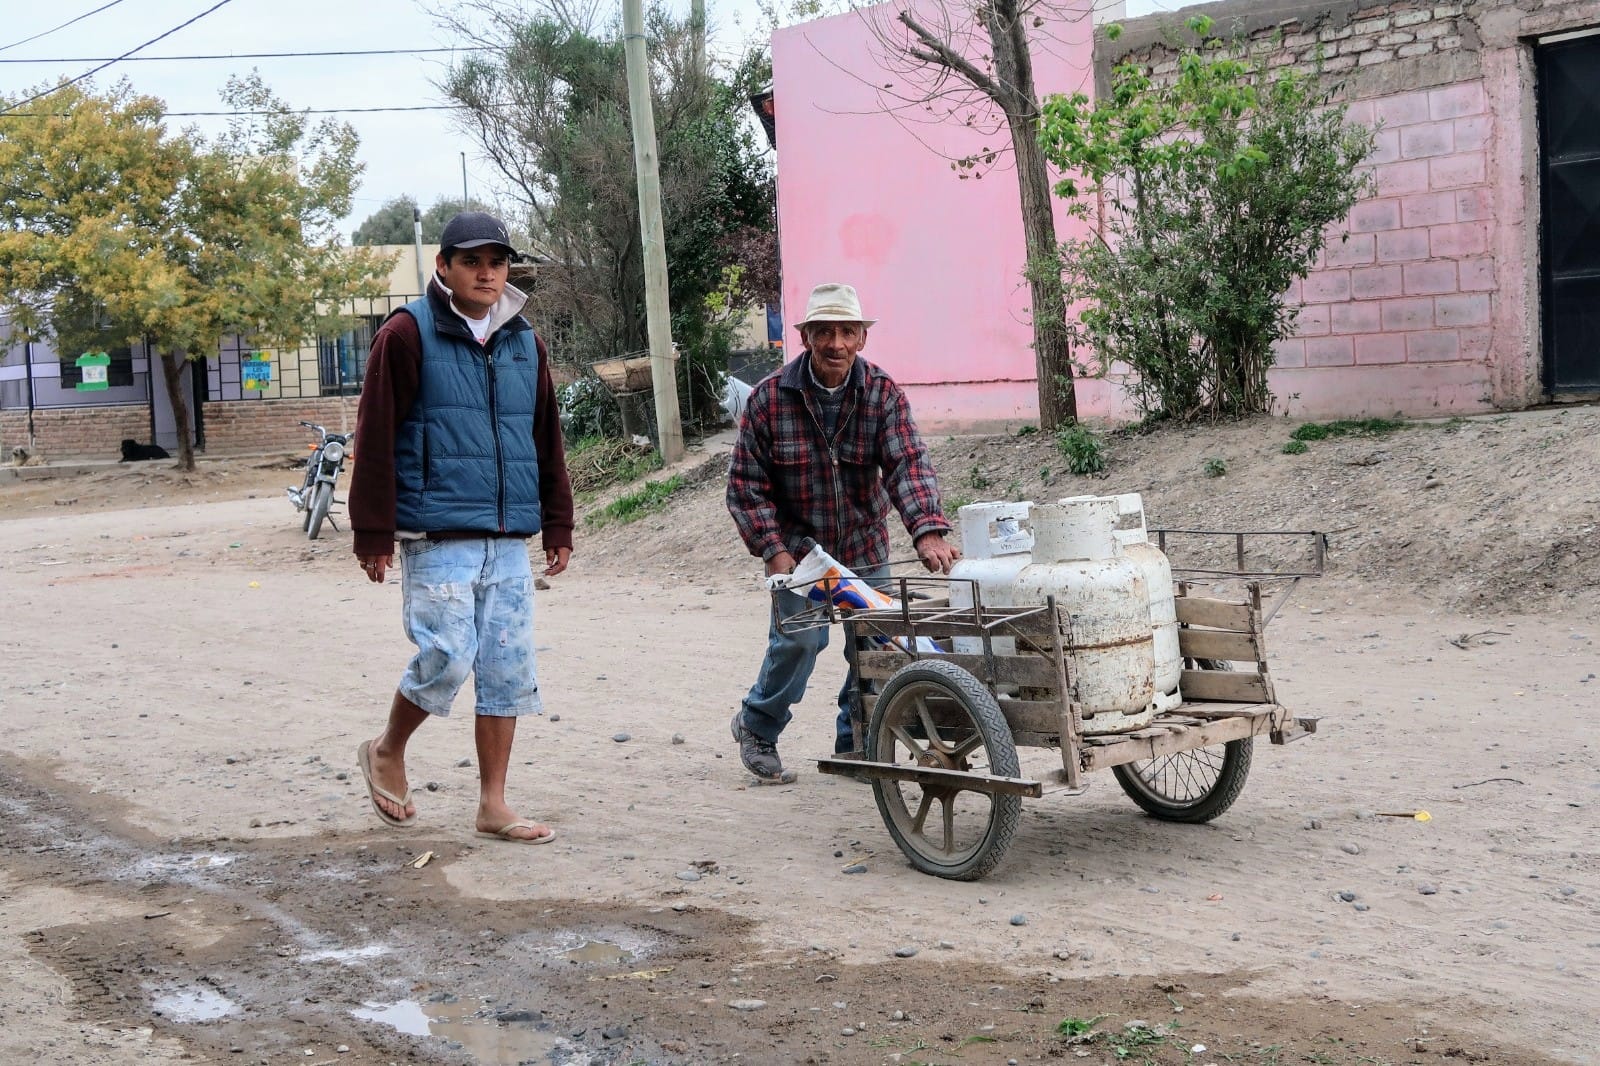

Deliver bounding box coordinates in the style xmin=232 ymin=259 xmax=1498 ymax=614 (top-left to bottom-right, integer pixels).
xmin=398 ymin=536 xmax=542 ymax=718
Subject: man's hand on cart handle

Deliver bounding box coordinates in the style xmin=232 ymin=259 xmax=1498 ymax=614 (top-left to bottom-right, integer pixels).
xmin=766 ymin=550 xmax=797 ymax=577
xmin=915 ymin=532 xmax=961 ymax=574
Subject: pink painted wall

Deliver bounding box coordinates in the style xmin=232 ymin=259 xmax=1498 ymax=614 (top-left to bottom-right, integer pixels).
xmin=774 ymin=0 xmax=1597 ymax=428
xmin=771 ymin=1 xmax=1130 ymax=431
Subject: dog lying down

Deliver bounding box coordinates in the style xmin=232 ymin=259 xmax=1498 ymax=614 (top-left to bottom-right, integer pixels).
xmin=120 ymin=439 xmax=171 ymax=462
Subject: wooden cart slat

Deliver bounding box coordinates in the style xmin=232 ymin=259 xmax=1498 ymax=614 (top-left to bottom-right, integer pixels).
xmin=1179 ymin=668 xmax=1273 ymax=703
xmin=1177 ymin=627 xmax=1262 ymax=661
xmin=1181 ymin=704 xmax=1273 ymax=721
xmin=1173 ymin=596 xmax=1254 ymax=631
xmin=1081 ymin=707 xmax=1290 ymax=771
xmin=816 ymin=757 xmax=1045 ymax=797
xmin=855 ymin=649 xmax=1060 ymax=688
xmin=860 ymin=693 xmax=1068 ymax=736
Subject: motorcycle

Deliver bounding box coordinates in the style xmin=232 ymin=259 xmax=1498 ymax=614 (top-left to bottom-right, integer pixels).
xmin=286 ymin=421 xmax=351 ymax=540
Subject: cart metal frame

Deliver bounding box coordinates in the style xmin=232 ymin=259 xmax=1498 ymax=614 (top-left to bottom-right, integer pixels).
xmin=773 ymin=530 xmax=1324 ymax=879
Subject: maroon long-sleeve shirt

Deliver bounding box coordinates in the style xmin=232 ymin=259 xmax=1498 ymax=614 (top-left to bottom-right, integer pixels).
xmin=348 ymin=289 xmax=574 ymax=560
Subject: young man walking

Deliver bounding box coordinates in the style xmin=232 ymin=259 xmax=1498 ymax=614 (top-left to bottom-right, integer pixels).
xmin=349 ymin=211 xmax=573 ymax=842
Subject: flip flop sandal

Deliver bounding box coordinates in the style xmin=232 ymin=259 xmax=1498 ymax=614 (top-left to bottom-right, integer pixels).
xmin=357 ymin=740 xmax=417 ymax=828
xmin=478 ymin=820 xmax=556 ymax=844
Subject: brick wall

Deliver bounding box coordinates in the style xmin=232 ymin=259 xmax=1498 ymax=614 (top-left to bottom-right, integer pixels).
xmin=1279 ymin=77 xmax=1494 ymax=373
xmin=1098 ymin=0 xmax=1600 ymax=413
xmin=1116 ymin=1 xmax=1480 ymax=83
xmin=201 ymin=396 xmax=359 ymax=455
xmin=0 ymin=404 xmax=150 ymax=462
xmin=0 ymin=396 xmax=360 ymax=462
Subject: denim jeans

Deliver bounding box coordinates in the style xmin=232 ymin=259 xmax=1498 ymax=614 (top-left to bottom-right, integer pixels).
xmin=397 ymin=536 xmax=541 ymax=717
xmin=739 ymin=565 xmax=889 ymax=753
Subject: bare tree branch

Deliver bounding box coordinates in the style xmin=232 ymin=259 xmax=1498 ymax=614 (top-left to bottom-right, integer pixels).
xmin=898 ymin=10 xmax=1003 ymax=101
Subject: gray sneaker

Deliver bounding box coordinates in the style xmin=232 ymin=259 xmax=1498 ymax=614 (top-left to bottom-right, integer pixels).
xmin=730 ymin=713 xmax=797 ymax=784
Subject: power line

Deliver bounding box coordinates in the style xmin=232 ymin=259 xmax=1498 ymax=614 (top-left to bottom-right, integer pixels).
xmin=171 ymin=104 xmax=471 ymax=115
xmin=0 ymin=0 xmax=237 ymax=116
xmin=0 ymin=46 xmax=492 ymax=63
xmin=0 ymin=0 xmax=131 ymax=55
xmin=0 ymin=102 xmax=507 ymax=119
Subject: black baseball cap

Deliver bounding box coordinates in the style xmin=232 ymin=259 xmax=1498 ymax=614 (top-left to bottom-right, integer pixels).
xmin=439 ymin=211 xmax=522 ymax=260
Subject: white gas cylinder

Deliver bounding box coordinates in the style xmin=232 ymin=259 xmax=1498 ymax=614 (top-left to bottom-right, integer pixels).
xmin=1059 ymin=493 xmax=1182 ymax=697
xmin=1111 ymin=493 xmax=1182 ymax=695
xmin=1014 ymin=498 xmax=1156 ymax=720
xmin=949 ymin=502 xmax=1034 ymax=656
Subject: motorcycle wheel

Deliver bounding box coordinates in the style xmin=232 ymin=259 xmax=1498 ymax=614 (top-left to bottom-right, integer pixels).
xmin=306 ymin=482 xmax=333 ymax=540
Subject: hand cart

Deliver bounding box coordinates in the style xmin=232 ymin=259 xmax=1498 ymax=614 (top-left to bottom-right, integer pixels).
xmin=779 ymin=530 xmax=1324 ymax=881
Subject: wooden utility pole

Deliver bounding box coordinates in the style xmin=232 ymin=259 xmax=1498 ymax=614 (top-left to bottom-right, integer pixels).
xmin=622 ymin=0 xmax=685 ymax=463
xmin=690 ymin=0 xmax=706 ymax=76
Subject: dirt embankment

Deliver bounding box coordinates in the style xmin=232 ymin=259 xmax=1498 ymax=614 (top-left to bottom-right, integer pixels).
xmin=580 ymin=405 xmax=1600 ymax=614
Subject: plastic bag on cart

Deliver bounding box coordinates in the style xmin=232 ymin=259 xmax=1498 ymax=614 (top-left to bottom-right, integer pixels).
xmin=768 ymin=545 xmax=942 ymax=654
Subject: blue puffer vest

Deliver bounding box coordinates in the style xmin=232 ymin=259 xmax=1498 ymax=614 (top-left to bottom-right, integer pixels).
xmin=391 ymin=292 xmax=543 ymax=536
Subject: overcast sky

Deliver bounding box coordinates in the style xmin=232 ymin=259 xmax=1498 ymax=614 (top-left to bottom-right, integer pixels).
xmin=1 ymin=0 xmax=1177 ymax=240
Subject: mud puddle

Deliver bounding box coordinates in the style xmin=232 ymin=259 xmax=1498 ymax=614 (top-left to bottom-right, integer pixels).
xmin=0 ymin=755 xmax=1575 ymax=1066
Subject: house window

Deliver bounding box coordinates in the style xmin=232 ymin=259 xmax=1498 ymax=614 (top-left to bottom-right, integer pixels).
xmin=59 ymin=346 xmax=135 ymax=388
xmin=317 ymin=315 xmax=383 ymax=396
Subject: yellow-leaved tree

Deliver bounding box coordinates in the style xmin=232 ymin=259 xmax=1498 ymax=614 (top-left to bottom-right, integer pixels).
xmin=0 ymin=75 xmax=394 ymax=469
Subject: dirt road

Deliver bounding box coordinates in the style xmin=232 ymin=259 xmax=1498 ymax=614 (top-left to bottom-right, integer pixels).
xmin=1 ymin=436 xmax=1596 ymax=1065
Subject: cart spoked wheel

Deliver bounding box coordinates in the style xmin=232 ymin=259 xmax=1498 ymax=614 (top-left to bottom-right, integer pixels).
xmin=867 ymin=659 xmax=1020 ymax=881
xmin=1112 ymin=659 xmax=1253 ymax=823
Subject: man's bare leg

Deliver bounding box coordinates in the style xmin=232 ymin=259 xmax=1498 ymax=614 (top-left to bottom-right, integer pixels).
xmin=369 ymin=691 xmax=428 ymax=823
xmin=474 ymin=714 xmax=552 ymax=841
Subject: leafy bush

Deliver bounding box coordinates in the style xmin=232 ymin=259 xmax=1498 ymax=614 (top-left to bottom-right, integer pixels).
xmin=1203 ymin=456 xmax=1227 ymax=478
xmin=1281 ymin=439 xmax=1308 ymax=454
xmin=1055 ymin=423 xmax=1107 ymax=475
xmin=558 ymin=377 xmax=621 ymax=442
xmin=1040 ymin=16 xmax=1375 ymax=420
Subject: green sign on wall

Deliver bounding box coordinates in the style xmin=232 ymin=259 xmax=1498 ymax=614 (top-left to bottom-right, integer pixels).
xmin=75 ymin=351 xmax=111 ymax=391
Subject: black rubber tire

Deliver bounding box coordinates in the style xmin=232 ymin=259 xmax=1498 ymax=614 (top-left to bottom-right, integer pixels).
xmin=306 ymin=482 xmax=333 ymax=540
xmin=867 ymin=658 xmax=1021 ymax=881
xmin=1111 ymin=659 xmax=1252 ymax=823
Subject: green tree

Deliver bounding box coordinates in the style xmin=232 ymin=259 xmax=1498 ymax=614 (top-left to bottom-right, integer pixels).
xmin=440 ymin=4 xmax=774 ymax=434
xmin=1038 ymin=18 xmax=1375 ymax=420
xmin=352 ymin=195 xmax=499 ymax=245
xmin=0 ymin=76 xmax=393 ymax=469
xmin=352 ymin=194 xmax=420 ymax=244
xmin=419 ymin=196 xmax=498 ymax=240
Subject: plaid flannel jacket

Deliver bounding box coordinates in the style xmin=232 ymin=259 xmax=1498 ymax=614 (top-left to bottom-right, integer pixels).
xmin=727 ymin=354 xmax=951 ymax=571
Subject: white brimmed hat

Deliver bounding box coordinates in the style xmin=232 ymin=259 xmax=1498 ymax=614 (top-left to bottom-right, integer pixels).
xmin=794 ymin=283 xmax=876 ymax=329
